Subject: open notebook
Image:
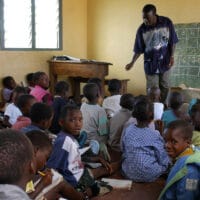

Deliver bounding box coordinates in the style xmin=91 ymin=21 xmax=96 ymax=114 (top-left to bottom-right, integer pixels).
xmin=101 ymin=178 xmax=132 ymax=190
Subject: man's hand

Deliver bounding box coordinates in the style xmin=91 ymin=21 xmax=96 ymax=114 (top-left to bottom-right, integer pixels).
xmin=168 ymin=56 xmax=174 ymax=68
xmin=125 ymin=62 xmax=134 ymax=71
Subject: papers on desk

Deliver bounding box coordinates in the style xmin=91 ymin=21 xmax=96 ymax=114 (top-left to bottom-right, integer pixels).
xmin=66 ymin=55 xmax=81 ymax=61
xmin=52 ymin=55 xmax=110 ymax=64
xmin=101 ymin=178 xmax=132 ymax=190
xmin=52 ymin=55 xmax=81 ymax=61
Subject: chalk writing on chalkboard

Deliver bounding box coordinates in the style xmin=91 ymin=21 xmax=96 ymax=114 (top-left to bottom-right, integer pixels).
xmin=170 ymin=23 xmax=200 ymax=88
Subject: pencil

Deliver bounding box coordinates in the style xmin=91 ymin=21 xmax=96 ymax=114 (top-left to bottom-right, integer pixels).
xmin=38 ymin=171 xmax=45 ymax=176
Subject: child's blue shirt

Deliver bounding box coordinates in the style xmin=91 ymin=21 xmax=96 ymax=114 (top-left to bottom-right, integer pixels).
xmin=159 ymin=151 xmax=200 ymax=200
xmin=161 ymin=109 xmax=178 ymax=129
xmin=47 ymin=131 xmax=84 ymax=187
xmin=122 ymin=124 xmax=170 ymax=182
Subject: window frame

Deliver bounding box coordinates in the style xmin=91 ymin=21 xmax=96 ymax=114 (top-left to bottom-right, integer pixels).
xmin=0 ymin=0 xmax=62 ymax=51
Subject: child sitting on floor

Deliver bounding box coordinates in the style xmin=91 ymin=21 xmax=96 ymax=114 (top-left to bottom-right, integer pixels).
xmin=147 ymin=86 xmax=164 ymax=120
xmin=162 ymin=91 xmax=190 ymax=129
xmin=25 ymin=73 xmax=35 ymax=93
xmin=190 ymin=103 xmax=200 ymax=147
xmin=84 ymin=78 xmax=104 ymax=105
xmin=26 ymin=130 xmax=87 ymax=200
xmin=122 ymin=95 xmax=156 ymax=131
xmin=47 ymin=105 xmax=119 ymax=198
xmin=50 ymin=81 xmax=70 ymax=134
xmin=121 ymin=97 xmax=170 ymax=182
xmin=81 ymin=83 xmax=109 ymax=144
xmin=30 ymin=71 xmax=52 ymax=105
xmin=0 ymin=129 xmax=36 ymax=200
xmin=12 ymin=94 xmax=36 ymax=130
xmin=20 ymin=102 xmax=53 ymax=135
xmin=1 ymin=76 xmax=16 ymax=103
xmin=3 ymin=86 xmax=27 ymax=127
xmin=102 ymin=79 xmax=122 ymax=118
xmin=109 ymin=93 xmax=134 ymax=151
xmin=159 ymin=120 xmax=200 ymax=200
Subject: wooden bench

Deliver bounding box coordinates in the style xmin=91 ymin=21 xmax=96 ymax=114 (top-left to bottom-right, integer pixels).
xmin=104 ymin=79 xmax=130 ymax=94
xmin=70 ymin=77 xmax=130 ymax=98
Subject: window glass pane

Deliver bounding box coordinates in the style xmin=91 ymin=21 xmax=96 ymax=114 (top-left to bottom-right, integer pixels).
xmin=35 ymin=0 xmax=59 ymax=49
xmin=4 ymin=0 xmax=32 ymax=48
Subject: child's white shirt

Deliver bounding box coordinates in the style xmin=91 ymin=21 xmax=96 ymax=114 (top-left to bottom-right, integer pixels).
xmin=4 ymin=103 xmax=22 ymax=125
xmin=102 ymin=94 xmax=121 ymax=115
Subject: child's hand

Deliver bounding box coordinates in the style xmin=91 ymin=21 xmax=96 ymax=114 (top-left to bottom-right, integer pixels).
xmin=155 ymin=120 xmax=164 ymax=136
xmin=99 ymin=157 xmax=112 ymax=174
xmin=40 ymin=169 xmax=53 ymax=187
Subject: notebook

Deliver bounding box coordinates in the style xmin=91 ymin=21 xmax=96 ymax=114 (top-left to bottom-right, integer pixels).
xmin=101 ymin=178 xmax=132 ymax=190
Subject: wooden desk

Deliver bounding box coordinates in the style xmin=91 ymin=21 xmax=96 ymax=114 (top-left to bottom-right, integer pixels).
xmin=49 ymin=60 xmax=112 ymax=102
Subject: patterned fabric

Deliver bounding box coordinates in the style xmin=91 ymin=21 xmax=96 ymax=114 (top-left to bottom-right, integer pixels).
xmin=122 ymin=124 xmax=170 ymax=182
xmin=80 ymin=103 xmax=108 ymax=144
xmin=134 ymin=15 xmax=178 ymax=75
xmin=159 ymin=150 xmax=200 ymax=200
xmin=76 ymin=168 xmax=95 ymax=190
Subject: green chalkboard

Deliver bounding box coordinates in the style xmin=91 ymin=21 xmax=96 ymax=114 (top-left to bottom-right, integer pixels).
xmin=170 ymin=23 xmax=200 ymax=88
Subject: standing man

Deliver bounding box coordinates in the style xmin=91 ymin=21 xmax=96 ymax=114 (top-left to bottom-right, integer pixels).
xmin=125 ymin=4 xmax=178 ymax=103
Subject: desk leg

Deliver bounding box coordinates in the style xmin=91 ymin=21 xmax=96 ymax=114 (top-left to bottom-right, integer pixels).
xmin=49 ymin=74 xmax=57 ymax=95
xmin=121 ymin=80 xmax=128 ymax=94
xmin=68 ymin=77 xmax=81 ymax=103
xmin=101 ymin=79 xmax=106 ymax=98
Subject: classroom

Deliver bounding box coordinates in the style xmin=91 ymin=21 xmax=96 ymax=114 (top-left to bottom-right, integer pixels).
xmin=0 ymin=0 xmax=200 ymax=200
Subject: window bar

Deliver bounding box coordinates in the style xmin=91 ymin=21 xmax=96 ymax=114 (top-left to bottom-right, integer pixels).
xmin=31 ymin=0 xmax=35 ymax=49
xmin=0 ymin=0 xmax=5 ymax=49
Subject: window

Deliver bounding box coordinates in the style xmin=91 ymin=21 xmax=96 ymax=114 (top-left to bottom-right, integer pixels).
xmin=0 ymin=0 xmax=62 ymax=50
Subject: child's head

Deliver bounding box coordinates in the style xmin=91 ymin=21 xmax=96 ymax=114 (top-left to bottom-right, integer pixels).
xmin=147 ymin=86 xmax=161 ymax=102
xmin=120 ymin=93 xmax=135 ymax=111
xmin=33 ymin=71 xmax=49 ymax=89
xmin=165 ymin=120 xmax=193 ymax=159
xmin=88 ymin=78 xmax=102 ymax=95
xmin=16 ymin=94 xmax=36 ymax=117
xmin=83 ymin=83 xmax=100 ymax=103
xmin=108 ymin=79 xmax=121 ymax=95
xmin=190 ymin=103 xmax=200 ymax=131
xmin=26 ymin=130 xmax=52 ymax=171
xmin=2 ymin=76 xmax=16 ymax=90
xmin=54 ymin=81 xmax=69 ymax=98
xmin=12 ymin=86 xmax=27 ymax=104
xmin=30 ymin=102 xmax=53 ymax=130
xmin=132 ymin=97 xmax=153 ymax=123
xmin=168 ymin=91 xmax=183 ymax=110
xmin=0 ymin=129 xmax=35 ymax=186
xmin=26 ymin=73 xmax=35 ymax=88
xmin=59 ymin=104 xmax=82 ymax=136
